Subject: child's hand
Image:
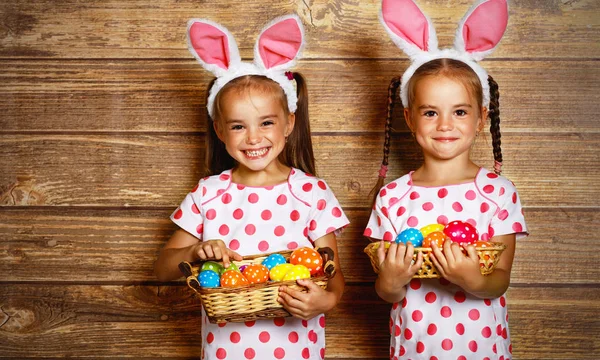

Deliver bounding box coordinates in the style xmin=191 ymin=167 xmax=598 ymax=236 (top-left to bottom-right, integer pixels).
xmin=377 ymin=240 xmax=423 ymax=286
xmin=277 ymin=279 xmax=335 ymax=320
xmin=429 ymin=240 xmax=481 ymax=290
xmin=192 ymin=239 xmax=242 ymax=268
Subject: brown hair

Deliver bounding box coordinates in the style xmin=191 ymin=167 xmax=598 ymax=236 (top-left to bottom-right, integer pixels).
xmin=371 ymin=58 xmax=503 ymax=203
xmin=204 ymin=73 xmax=315 ymax=176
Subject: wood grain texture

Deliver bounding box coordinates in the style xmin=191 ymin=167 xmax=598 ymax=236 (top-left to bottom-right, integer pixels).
xmin=0 ymin=133 xmax=597 ymax=207
xmin=2 ymin=208 xmax=599 ymax=284
xmin=1 ymin=284 xmax=598 ymax=359
xmin=0 ymin=60 xmax=598 ymax=133
xmin=0 ymin=0 xmax=598 ymax=59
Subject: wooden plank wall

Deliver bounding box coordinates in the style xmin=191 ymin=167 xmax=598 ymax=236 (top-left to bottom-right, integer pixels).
xmin=1 ymin=0 xmax=599 ymax=358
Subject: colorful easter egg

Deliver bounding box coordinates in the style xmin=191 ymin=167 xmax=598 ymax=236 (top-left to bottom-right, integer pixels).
xmin=238 ymin=265 xmax=248 ymax=272
xmin=198 ymin=270 xmax=220 ymax=288
xmin=201 ymin=261 xmax=224 ymax=275
xmin=422 ymin=231 xmax=447 ymax=248
xmin=474 ymin=241 xmax=492 ymax=248
xmin=289 ymin=247 xmax=323 ymax=276
xmin=269 ymin=263 xmax=295 ymax=282
xmin=282 ymin=264 xmax=311 ymax=281
xmin=443 ymin=220 xmax=479 ymax=245
xmin=223 ymin=261 xmax=240 ymax=273
xmin=420 ymin=223 xmax=445 ymax=238
xmin=220 ymin=270 xmax=249 ymax=288
xmin=395 ymin=228 xmax=424 ymax=247
xmin=262 ymin=253 xmax=287 ymax=270
xmin=242 ymin=264 xmax=270 ymax=284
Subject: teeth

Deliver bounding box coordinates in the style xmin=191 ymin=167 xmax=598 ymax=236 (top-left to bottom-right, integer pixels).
xmin=245 ymin=148 xmax=268 ymax=157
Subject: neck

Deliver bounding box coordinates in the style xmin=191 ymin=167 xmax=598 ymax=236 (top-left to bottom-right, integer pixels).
xmin=413 ymin=153 xmax=480 ymax=186
xmin=232 ymin=162 xmax=291 ymax=187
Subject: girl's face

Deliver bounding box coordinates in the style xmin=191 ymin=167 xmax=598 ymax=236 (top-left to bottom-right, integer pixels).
xmin=215 ymin=88 xmax=295 ymax=174
xmin=404 ymin=75 xmax=487 ymax=163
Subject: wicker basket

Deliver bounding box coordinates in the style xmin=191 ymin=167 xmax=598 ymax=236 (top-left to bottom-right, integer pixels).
xmin=363 ymin=241 xmax=506 ymax=278
xmin=179 ymin=247 xmax=335 ymax=324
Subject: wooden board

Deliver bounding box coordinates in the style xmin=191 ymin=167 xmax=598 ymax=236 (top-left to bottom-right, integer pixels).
xmin=1 ymin=284 xmax=598 ymax=359
xmin=1 ymin=0 xmax=598 ymax=59
xmin=2 ymin=208 xmax=599 ymax=284
xmin=0 ymin=60 xmax=598 ymax=133
xmin=0 ymin=133 xmax=597 ymax=207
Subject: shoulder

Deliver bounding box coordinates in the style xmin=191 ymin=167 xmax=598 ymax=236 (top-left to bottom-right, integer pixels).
xmin=376 ymin=173 xmax=413 ymax=209
xmin=193 ymin=169 xmax=234 ymax=205
xmin=288 ymin=168 xmax=335 ymax=206
xmin=475 ymin=167 xmax=519 ymax=206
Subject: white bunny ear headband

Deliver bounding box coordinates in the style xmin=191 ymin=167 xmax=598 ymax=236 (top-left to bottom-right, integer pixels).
xmin=380 ymin=0 xmax=509 ymax=108
xmin=187 ymin=15 xmax=305 ymax=118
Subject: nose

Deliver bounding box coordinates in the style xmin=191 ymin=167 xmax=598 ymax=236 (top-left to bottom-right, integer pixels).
xmin=436 ymin=112 xmax=454 ymax=131
xmin=246 ymin=127 xmax=262 ymax=145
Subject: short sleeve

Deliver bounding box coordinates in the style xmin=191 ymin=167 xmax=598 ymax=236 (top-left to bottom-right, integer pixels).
xmin=170 ymin=181 xmax=204 ymax=240
xmin=489 ymin=186 xmax=528 ymax=240
xmin=363 ymin=193 xmax=397 ymax=242
xmin=306 ymin=181 xmax=350 ymax=242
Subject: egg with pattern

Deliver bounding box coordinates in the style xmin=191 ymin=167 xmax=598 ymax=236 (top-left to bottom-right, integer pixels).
xmin=289 ymin=247 xmax=323 ymax=276
xmin=443 ymin=220 xmax=479 ymax=245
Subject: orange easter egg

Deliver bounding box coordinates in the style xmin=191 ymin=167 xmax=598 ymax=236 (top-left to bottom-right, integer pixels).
xmin=289 ymin=247 xmax=323 ymax=276
xmin=242 ymin=264 xmax=270 ymax=284
xmin=220 ymin=270 xmax=249 ymax=288
xmin=422 ymin=231 xmax=447 ymax=248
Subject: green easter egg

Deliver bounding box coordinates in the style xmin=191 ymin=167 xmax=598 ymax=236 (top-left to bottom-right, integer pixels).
xmin=201 ymin=261 xmax=225 ymax=274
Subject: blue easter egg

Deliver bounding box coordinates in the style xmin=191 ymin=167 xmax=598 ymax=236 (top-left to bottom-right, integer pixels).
xmin=261 ymin=254 xmax=287 ymax=270
xmin=395 ymin=228 xmax=424 ymax=247
xmin=198 ymin=270 xmax=220 ymax=288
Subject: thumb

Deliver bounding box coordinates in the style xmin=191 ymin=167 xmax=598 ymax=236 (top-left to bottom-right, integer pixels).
xmin=377 ymin=241 xmax=386 ymax=265
xmin=297 ymin=278 xmax=319 ymax=291
xmin=228 ymin=249 xmax=243 ymax=261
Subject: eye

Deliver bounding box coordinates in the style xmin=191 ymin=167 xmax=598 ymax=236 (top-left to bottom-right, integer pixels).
xmin=230 ymin=124 xmax=244 ymax=130
xmin=423 ymin=110 xmax=437 ymax=117
xmin=261 ymin=120 xmax=275 ymax=126
xmin=455 ymin=109 xmax=468 ymax=116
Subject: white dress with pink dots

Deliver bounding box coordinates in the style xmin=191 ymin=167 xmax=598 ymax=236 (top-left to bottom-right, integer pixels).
xmin=171 ymin=168 xmax=350 ymax=360
xmin=364 ymin=168 xmax=528 ymax=360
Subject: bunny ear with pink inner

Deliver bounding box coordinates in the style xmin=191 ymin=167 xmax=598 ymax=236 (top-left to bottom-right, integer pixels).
xmin=380 ymin=0 xmax=438 ymax=58
xmin=187 ymin=19 xmax=241 ymax=76
xmin=254 ymin=15 xmax=304 ymax=71
xmin=454 ymin=0 xmax=508 ymax=61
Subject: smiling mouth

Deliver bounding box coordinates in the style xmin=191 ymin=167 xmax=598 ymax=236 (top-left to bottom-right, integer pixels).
xmin=433 ymin=137 xmax=459 ymax=142
xmin=244 ymin=147 xmax=270 ymax=158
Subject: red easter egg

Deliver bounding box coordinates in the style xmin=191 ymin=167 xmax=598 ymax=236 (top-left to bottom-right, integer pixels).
xmin=443 ymin=220 xmax=479 ymax=245
xmin=242 ymin=264 xmax=270 ymax=284
xmin=422 ymin=231 xmax=447 ymax=248
xmin=220 ymin=270 xmax=249 ymax=288
xmin=290 ymin=247 xmax=323 ymax=276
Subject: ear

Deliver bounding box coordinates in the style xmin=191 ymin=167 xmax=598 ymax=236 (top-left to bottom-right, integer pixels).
xmin=478 ymin=107 xmax=488 ymax=132
xmin=403 ymin=107 xmax=415 ymax=132
xmin=254 ymin=15 xmax=304 ymax=71
xmin=454 ymin=0 xmax=508 ymax=61
xmin=380 ymin=0 xmax=438 ymax=59
xmin=187 ymin=19 xmax=241 ymax=76
xmin=213 ymin=119 xmax=225 ymax=143
xmin=285 ymin=112 xmax=296 ymax=138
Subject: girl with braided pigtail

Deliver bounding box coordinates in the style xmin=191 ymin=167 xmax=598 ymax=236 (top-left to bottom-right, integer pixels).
xmin=364 ymin=1 xmax=528 ymax=358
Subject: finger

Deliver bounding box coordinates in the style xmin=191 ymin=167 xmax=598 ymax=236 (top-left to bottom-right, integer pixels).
xmin=377 ymin=241 xmax=387 ymax=265
xmin=411 ymin=250 xmax=424 ymax=272
xmin=431 ymin=243 xmax=447 ymax=268
xmin=394 ymin=243 xmax=407 ymax=263
xmin=196 ymin=247 xmax=208 ymax=260
xmin=429 ymin=250 xmax=446 ymax=278
xmin=465 ymin=244 xmax=479 ymax=262
xmin=278 ymin=289 xmax=305 ymax=310
xmin=387 ymin=242 xmax=398 ymax=262
xmin=443 ymin=239 xmax=456 ymax=263
xmin=450 ymin=242 xmax=464 ymax=260
xmin=204 ymin=245 xmax=215 ymax=259
xmin=281 ymin=285 xmax=308 ymax=302
xmin=403 ymin=242 xmax=415 ymax=265
xmin=297 ymin=278 xmax=321 ymax=293
xmin=228 ymin=249 xmax=243 ymax=261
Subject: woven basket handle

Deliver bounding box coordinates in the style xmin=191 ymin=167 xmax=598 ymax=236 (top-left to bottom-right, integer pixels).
xmin=316 ymin=246 xmax=336 ymax=279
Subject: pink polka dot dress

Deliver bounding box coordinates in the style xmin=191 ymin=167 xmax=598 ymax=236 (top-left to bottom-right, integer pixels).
xmin=171 ymin=168 xmax=349 ymax=360
xmin=364 ymin=168 xmax=528 ymax=360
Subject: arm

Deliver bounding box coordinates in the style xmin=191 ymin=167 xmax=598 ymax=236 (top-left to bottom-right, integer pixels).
xmin=429 ymin=233 xmax=516 ymax=298
xmin=374 ymin=240 xmax=423 ymax=303
xmin=277 ymin=232 xmax=344 ymax=319
xmin=154 ymin=229 xmax=242 ymax=282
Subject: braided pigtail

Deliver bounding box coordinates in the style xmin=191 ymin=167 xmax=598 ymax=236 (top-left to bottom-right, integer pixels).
xmin=488 ymin=75 xmax=503 ymax=175
xmin=370 ymin=76 xmax=402 ymax=207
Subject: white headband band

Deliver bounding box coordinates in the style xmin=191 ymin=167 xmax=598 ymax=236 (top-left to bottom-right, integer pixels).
xmin=380 ymin=0 xmax=509 ymax=108
xmin=186 ymin=15 xmax=305 ymax=118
